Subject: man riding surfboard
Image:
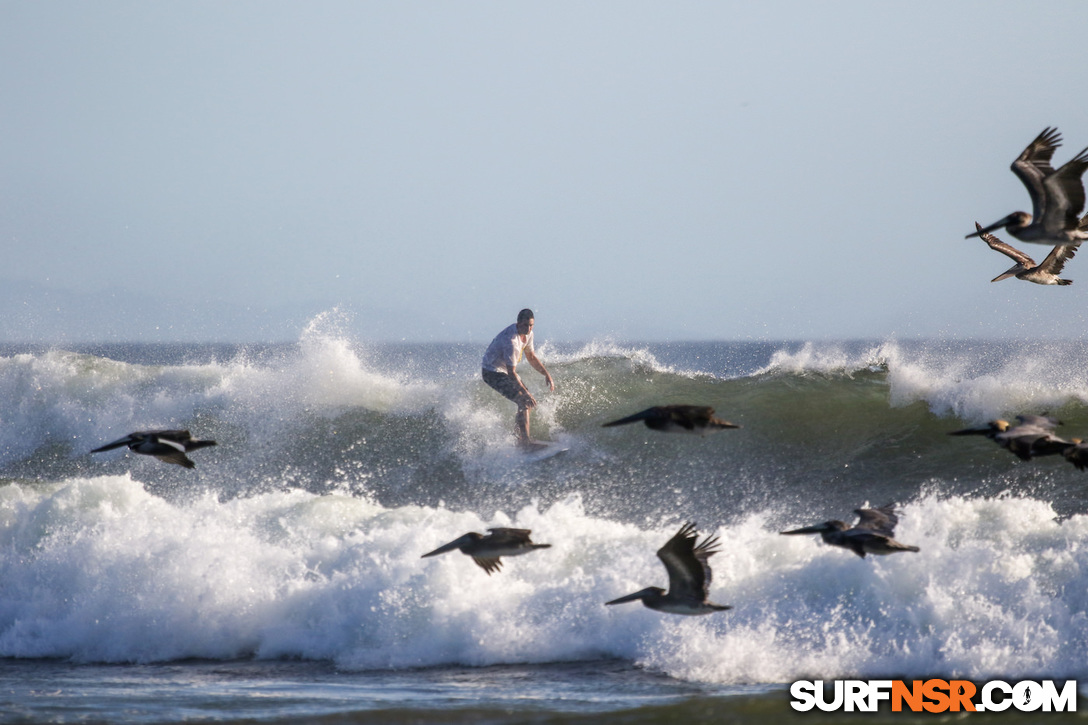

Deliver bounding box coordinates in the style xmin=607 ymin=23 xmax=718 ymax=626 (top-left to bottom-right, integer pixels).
xmin=481 ymin=308 xmax=554 ymax=450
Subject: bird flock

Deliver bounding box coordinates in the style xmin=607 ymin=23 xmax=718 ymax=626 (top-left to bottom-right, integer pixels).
xmin=90 ymin=404 xmax=920 ymax=618
xmin=966 ymin=127 xmax=1088 ymax=284
xmin=418 ymin=404 xmax=920 ymax=617
xmin=86 ymin=127 xmax=1087 ymax=618
xmin=424 ymin=122 xmax=1088 ymax=614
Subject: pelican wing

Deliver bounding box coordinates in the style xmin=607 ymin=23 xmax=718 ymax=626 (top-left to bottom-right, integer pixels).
xmin=485 ymin=528 xmax=534 ymax=546
xmin=1064 ymin=442 xmax=1088 ymax=471
xmin=692 ymin=533 xmax=721 ymax=591
xmin=996 ymin=428 xmax=1057 ymax=460
xmin=151 ymin=435 xmax=188 ymax=453
xmin=853 ymin=505 xmax=899 ymax=536
xmin=657 ymin=523 xmax=715 ymax=601
xmin=663 ymin=409 xmax=697 ymax=431
xmin=1041 ymin=147 xmax=1088 ymax=232
xmin=1037 ymin=243 xmax=1077 ymax=276
xmin=154 ymin=451 xmax=197 ymax=468
xmin=975 ymin=223 xmax=1035 ymax=266
xmin=668 ymin=405 xmax=715 ymax=429
xmin=1011 ymin=127 xmax=1062 ymax=221
xmin=1028 ymin=434 xmax=1073 ymax=457
xmin=840 ymin=531 xmax=893 ymax=558
xmin=471 ymin=557 xmax=503 ymax=575
xmin=1014 ymin=414 xmax=1060 ymax=431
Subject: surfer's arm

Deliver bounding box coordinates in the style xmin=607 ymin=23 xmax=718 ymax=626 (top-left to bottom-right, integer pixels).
xmin=524 ymin=349 xmax=554 ymax=391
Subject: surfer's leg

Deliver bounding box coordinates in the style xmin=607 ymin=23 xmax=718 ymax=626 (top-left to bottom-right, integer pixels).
xmin=484 ymin=369 xmax=533 ymax=445
xmin=515 ymin=398 xmax=532 ymax=446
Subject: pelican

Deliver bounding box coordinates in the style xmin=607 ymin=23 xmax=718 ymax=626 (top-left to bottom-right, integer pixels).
xmin=967 ymin=127 xmax=1088 ymax=247
xmin=420 ymin=528 xmax=550 ymax=575
xmin=90 ymin=430 xmax=217 ymax=468
xmin=602 ymin=405 xmax=739 ymax=434
xmin=973 ymin=222 xmax=1076 ymax=285
xmin=780 ymin=505 xmax=919 ymax=558
xmin=605 ymin=523 xmax=732 ymax=615
xmin=950 ymin=414 xmax=1066 ymax=460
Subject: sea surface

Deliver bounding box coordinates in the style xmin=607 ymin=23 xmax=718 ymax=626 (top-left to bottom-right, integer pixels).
xmin=2 ymin=316 xmax=1088 ymax=723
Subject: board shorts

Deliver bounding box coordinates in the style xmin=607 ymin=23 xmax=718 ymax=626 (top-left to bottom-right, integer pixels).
xmin=482 ymin=368 xmax=522 ymax=402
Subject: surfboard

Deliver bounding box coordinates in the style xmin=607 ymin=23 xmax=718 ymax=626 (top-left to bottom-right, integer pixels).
xmin=522 ymin=441 xmax=569 ymax=462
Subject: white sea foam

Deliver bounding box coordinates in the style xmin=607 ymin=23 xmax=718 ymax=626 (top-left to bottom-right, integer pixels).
xmin=0 ymin=479 xmax=1083 ymax=683
xmin=212 ymin=311 xmax=440 ymax=419
xmin=757 ymin=341 xmax=888 ymax=377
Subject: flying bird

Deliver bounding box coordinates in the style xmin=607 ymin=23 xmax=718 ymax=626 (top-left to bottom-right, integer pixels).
xmin=420 ymin=528 xmax=550 ymax=575
xmin=966 ymin=127 xmax=1088 ymax=247
xmin=972 ymin=222 xmax=1077 ymax=285
xmin=605 ymin=522 xmax=732 ymax=615
xmin=950 ymin=414 xmax=1067 ymax=461
xmin=602 ymin=405 xmax=739 ymax=434
xmin=780 ymin=505 xmax=920 ymax=558
xmin=90 ymin=430 xmax=217 ymax=469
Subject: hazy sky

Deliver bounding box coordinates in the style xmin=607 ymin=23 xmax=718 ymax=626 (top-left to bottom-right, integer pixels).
xmin=3 ymin=1 xmax=1088 ymax=343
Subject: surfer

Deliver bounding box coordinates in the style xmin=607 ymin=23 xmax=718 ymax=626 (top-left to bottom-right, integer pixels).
xmin=482 ymin=308 xmax=554 ymax=449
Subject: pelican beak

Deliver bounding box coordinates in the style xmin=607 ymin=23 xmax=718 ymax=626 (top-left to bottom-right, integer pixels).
xmin=966 ymin=216 xmax=1016 ymax=239
xmin=780 ymin=525 xmax=825 ymax=535
xmin=948 ymin=427 xmax=984 ymax=436
xmin=991 ymin=268 xmax=1019 ymax=283
xmin=601 ymin=410 xmax=652 ymax=427
xmin=420 ymin=539 xmax=464 ymax=558
xmin=605 ymin=590 xmax=649 ymax=606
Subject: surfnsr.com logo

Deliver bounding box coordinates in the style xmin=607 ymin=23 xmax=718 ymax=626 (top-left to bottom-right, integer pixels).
xmin=790 ymin=679 xmax=1077 ymax=713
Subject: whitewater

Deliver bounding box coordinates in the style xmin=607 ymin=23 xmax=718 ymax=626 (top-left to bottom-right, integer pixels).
xmin=2 ymin=316 xmax=1088 ymax=722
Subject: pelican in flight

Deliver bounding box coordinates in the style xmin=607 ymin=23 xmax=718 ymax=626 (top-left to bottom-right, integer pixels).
xmin=602 ymin=405 xmax=739 ymax=434
xmin=973 ymin=222 xmax=1077 ymax=285
xmin=780 ymin=505 xmax=919 ymax=558
xmin=950 ymin=414 xmax=1066 ymax=460
xmin=967 ymin=127 xmax=1088 ymax=247
xmin=421 ymin=528 xmax=550 ymax=575
xmin=605 ymin=523 xmax=732 ymax=615
xmin=90 ymin=430 xmax=217 ymax=468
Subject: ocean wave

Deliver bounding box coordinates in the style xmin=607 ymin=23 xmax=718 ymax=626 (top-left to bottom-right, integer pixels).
xmin=755 ymin=339 xmax=1088 ymax=424
xmin=4 ymin=332 xmax=1088 ymax=515
xmin=882 ymin=341 xmax=1088 ymax=423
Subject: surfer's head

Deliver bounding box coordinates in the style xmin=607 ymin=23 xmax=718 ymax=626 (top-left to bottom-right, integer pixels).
xmin=517 ymin=308 xmax=535 ymax=335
